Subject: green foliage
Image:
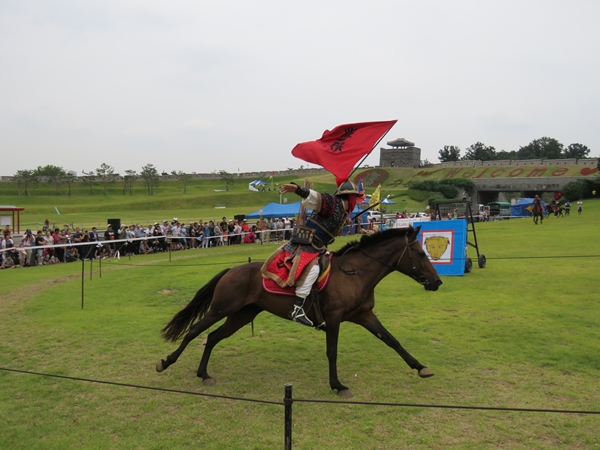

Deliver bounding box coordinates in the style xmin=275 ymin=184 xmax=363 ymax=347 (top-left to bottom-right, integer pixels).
xmin=562 ymin=180 xmax=585 ymax=201
xmin=438 ymin=145 xmax=461 ymax=162
xmin=407 ymin=179 xmax=473 ymax=200
xmin=438 ymin=183 xmax=458 ymax=199
xmin=140 ymin=164 xmax=159 ymax=195
xmin=517 ymin=137 xmax=563 ymax=159
xmin=563 ymin=143 xmax=591 ymax=159
xmin=462 ymin=142 xmax=496 ymax=161
xmin=218 ymin=170 xmax=235 ymax=191
xmin=407 ymin=188 xmax=432 ymax=202
xmin=95 ymin=163 xmax=118 ymax=196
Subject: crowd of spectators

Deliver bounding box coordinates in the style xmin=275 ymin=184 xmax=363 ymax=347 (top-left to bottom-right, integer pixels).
xmin=1 ymin=216 xmax=296 ymax=269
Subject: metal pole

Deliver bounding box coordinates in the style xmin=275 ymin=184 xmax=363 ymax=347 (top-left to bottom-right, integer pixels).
xmin=99 ymin=255 xmax=102 ymax=278
xmin=81 ymin=256 xmax=85 ymax=309
xmin=284 ymin=384 xmax=293 ymax=450
xmin=89 ymin=258 xmax=93 ymax=280
xmin=248 ymin=256 xmax=254 ymax=336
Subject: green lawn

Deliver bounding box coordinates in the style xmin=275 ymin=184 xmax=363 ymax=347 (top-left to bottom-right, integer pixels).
xmin=1 ymin=201 xmax=599 ymax=449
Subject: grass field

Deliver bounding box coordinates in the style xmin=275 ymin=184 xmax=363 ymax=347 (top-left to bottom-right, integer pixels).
xmin=1 ymin=201 xmax=599 ymax=449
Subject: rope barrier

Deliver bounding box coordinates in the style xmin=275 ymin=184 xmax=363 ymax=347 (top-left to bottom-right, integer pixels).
xmin=2 ymin=367 xmax=599 ymax=415
xmin=0 ymin=367 xmax=282 ymax=406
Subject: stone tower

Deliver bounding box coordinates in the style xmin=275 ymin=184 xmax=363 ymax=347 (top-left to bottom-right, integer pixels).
xmin=379 ymin=138 xmax=421 ymax=168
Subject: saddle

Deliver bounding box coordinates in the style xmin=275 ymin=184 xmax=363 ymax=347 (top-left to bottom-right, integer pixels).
xmin=262 ymin=253 xmax=332 ymax=296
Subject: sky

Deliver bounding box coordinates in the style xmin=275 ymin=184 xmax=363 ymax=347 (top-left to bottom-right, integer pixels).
xmin=1 ymin=0 xmax=599 ymax=177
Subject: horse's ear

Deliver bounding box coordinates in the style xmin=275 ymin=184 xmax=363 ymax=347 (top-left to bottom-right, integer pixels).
xmin=413 ymin=225 xmax=422 ymax=235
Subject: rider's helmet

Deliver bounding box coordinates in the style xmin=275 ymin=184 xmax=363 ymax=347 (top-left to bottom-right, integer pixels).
xmin=334 ymin=180 xmax=360 ymax=197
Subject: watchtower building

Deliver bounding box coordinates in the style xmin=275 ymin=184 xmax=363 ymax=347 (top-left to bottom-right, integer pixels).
xmin=379 ymin=138 xmax=421 ymax=168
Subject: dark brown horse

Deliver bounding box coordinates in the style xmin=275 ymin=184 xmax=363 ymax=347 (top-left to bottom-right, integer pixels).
xmin=532 ymin=202 xmax=544 ymax=225
xmin=156 ymin=226 xmax=442 ymax=398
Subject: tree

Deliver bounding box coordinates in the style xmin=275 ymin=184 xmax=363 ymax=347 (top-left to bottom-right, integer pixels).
xmin=462 ymin=142 xmax=496 ymax=161
xmin=218 ymin=170 xmax=235 ymax=191
xmin=494 ymin=150 xmax=518 ymax=160
xmin=81 ymin=171 xmax=96 ymax=195
xmin=95 ymin=163 xmax=118 ymax=196
xmin=63 ymin=172 xmax=77 ymax=197
xmin=438 ymin=145 xmax=461 ymax=162
xmin=140 ymin=164 xmax=160 ymax=195
xmin=34 ymin=164 xmax=66 ymax=195
xmin=517 ymin=137 xmax=563 ymax=160
xmin=563 ymin=143 xmax=590 ymax=159
xmin=123 ymin=170 xmax=137 ymax=196
xmin=562 ymin=180 xmax=585 ymax=201
xmin=13 ymin=170 xmax=37 ymax=196
xmin=171 ymin=170 xmax=191 ymax=194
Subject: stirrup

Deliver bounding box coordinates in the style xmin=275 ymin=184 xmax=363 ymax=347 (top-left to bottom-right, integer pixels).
xmin=289 ymin=305 xmax=313 ymax=327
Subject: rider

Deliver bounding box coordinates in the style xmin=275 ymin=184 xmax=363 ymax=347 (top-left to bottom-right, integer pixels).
xmin=531 ymin=194 xmax=542 ymax=212
xmin=261 ymin=180 xmax=360 ymax=327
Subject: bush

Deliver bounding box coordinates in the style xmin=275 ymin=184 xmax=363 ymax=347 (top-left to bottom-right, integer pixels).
xmin=562 ymin=181 xmax=585 ymax=201
xmin=439 ymin=184 xmax=458 ymax=199
xmin=407 ymin=189 xmax=433 ymax=202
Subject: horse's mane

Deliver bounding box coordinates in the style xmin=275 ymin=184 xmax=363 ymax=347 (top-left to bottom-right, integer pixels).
xmin=332 ymin=227 xmax=414 ymax=256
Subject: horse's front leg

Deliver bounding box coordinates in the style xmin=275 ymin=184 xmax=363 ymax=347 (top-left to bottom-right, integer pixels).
xmin=351 ymin=311 xmax=434 ymax=378
xmin=325 ymin=315 xmax=352 ymax=398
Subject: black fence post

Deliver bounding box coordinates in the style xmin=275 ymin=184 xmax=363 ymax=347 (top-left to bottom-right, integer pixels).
xmin=81 ymin=256 xmax=85 ymax=309
xmin=284 ymin=384 xmax=293 ymax=450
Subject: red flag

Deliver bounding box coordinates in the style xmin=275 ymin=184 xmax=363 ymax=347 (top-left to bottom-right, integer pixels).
xmin=292 ymin=120 xmax=397 ymax=183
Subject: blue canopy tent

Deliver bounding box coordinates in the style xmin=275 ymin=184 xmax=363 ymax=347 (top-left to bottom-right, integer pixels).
xmin=511 ymin=198 xmax=546 ymax=217
xmin=248 ymin=180 xmax=267 ymax=191
xmin=381 ymin=198 xmax=396 ymax=205
xmin=246 ymin=202 xmax=303 ymax=219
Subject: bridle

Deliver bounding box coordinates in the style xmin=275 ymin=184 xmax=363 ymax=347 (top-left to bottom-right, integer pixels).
xmin=339 ymin=234 xmax=430 ymax=286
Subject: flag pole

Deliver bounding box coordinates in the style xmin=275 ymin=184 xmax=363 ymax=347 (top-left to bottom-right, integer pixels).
xmin=346 ymin=126 xmax=395 ymax=182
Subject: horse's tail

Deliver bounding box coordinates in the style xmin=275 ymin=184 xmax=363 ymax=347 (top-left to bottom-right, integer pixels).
xmin=161 ymin=268 xmax=231 ymax=343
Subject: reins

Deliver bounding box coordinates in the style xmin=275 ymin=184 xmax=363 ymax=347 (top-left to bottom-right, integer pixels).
xmin=338 ymin=234 xmax=430 ymax=286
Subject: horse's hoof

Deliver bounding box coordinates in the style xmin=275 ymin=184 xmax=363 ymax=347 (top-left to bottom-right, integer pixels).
xmin=156 ymin=360 xmax=165 ymax=372
xmin=338 ymin=389 xmax=353 ymax=399
xmin=202 ymin=377 xmax=216 ymax=386
xmin=418 ymin=367 xmax=434 ymax=378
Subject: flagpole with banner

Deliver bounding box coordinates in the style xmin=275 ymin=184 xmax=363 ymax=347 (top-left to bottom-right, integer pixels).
xmin=291 ymin=120 xmax=397 ymax=185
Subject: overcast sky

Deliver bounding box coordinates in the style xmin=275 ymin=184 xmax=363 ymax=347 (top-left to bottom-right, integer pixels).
xmin=1 ymin=0 xmax=599 ymax=177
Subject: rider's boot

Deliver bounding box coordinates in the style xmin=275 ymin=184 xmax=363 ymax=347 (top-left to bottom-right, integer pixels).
xmin=288 ymin=296 xmax=313 ymax=327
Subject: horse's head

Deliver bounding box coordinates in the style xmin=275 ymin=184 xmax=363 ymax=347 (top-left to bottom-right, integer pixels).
xmin=398 ymin=226 xmax=442 ymax=291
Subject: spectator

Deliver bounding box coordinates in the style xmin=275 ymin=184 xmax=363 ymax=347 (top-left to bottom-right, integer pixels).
xmin=2 ymin=225 xmax=10 ymax=239
xmin=104 ymin=224 xmax=116 ymax=256
xmin=1 ymin=253 xmax=16 ymax=269
xmin=284 ymin=217 xmax=291 ymax=240
xmin=21 ymin=229 xmax=35 ymax=266
xmin=139 ymin=240 xmax=153 ymax=255
xmin=243 ymin=228 xmax=256 ymax=244
xmin=44 ymin=230 xmax=55 ymax=258
xmin=35 ymin=230 xmax=45 ymax=266
xmin=57 ymin=229 xmax=69 ymax=262
xmin=51 ymin=228 xmax=62 ymax=262
xmin=18 ymin=243 xmax=27 ymax=267
xmin=126 ymin=225 xmax=136 ymax=256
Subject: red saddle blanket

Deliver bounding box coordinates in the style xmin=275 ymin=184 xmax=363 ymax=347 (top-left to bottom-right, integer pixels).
xmin=262 ymin=254 xmax=332 ymax=296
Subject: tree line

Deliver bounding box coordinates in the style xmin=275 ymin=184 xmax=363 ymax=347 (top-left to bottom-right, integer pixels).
xmin=10 ymin=164 xmax=236 ymax=197
xmin=438 ymin=137 xmax=591 ymax=162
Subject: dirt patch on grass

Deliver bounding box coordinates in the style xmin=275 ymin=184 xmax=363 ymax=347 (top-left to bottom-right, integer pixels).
xmin=157 ymin=289 xmax=179 ymax=294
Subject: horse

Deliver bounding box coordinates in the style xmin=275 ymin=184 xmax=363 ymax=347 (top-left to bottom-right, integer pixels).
xmin=156 ymin=226 xmax=442 ymax=398
xmin=532 ymin=203 xmax=544 ymax=225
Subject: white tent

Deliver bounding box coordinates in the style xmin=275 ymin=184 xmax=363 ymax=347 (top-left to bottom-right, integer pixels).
xmin=248 ymin=180 xmax=267 ymax=191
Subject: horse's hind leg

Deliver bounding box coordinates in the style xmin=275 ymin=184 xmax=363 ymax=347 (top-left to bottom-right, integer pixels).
xmin=197 ymin=305 xmax=262 ymax=385
xmin=351 ymin=311 xmax=434 ymax=378
xmin=157 ymin=309 xmax=227 ymax=373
